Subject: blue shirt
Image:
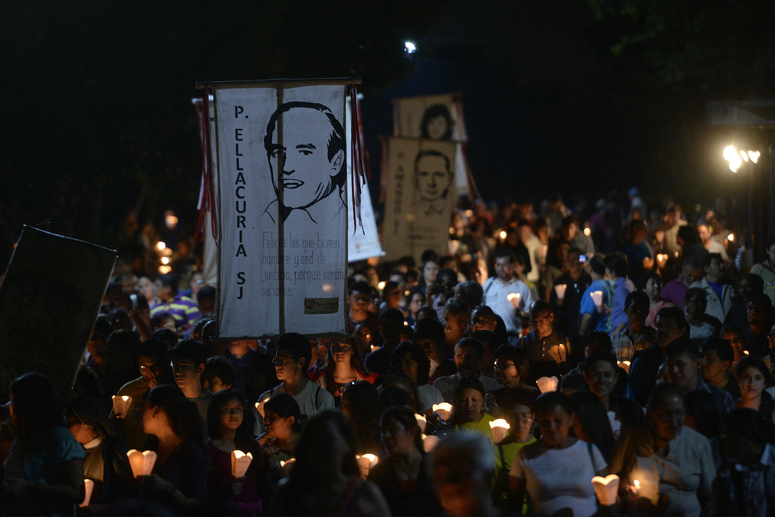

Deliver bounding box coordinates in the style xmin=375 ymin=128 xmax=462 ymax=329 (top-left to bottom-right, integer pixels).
xmin=580 ymin=279 xmax=612 ymax=333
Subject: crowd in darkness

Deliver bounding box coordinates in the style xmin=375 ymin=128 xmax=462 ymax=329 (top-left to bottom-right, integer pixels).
xmin=6 ymin=189 xmax=775 ymax=517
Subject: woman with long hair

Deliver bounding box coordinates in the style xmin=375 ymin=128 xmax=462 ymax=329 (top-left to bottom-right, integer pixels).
xmin=140 ymin=384 xmax=207 ymax=511
xmin=391 ymin=341 xmax=443 ymax=413
xmin=267 ymin=410 xmax=390 ymax=517
xmin=4 ymin=372 xmax=85 ymax=517
xmin=569 ymin=391 xmax=616 ymax=463
xmin=735 ymin=355 xmax=775 ymax=425
xmin=368 ymin=406 xmax=443 ymax=517
xmin=257 ymin=393 xmax=303 ymax=485
xmin=206 ymin=389 xmax=269 ymax=516
xmin=309 ymin=337 xmax=377 ymax=406
xmin=66 ymin=395 xmax=132 ymax=509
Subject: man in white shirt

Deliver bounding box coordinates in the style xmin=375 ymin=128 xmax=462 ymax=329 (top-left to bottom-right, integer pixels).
xmin=482 ymin=249 xmax=532 ymax=334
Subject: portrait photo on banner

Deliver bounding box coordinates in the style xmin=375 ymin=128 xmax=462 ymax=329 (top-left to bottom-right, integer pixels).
xmin=381 ymin=137 xmax=457 ymax=262
xmin=212 ymin=84 xmax=349 ymax=338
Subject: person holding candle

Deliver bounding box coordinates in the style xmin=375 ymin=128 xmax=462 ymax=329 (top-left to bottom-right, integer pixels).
xmin=516 ymin=301 xmax=570 ymax=385
xmin=610 ymin=382 xmax=715 ymax=517
xmin=140 ymin=384 xmax=207 ymax=511
xmin=257 ymin=393 xmax=302 ymax=486
xmin=368 ymin=406 xmax=443 ymax=517
xmin=66 ymin=396 xmax=132 ymax=511
xmin=493 ymin=388 xmax=537 ymax=510
xmin=414 ymin=318 xmax=457 ymax=385
xmin=483 ymin=249 xmax=533 ymax=335
xmin=509 ymin=391 xmax=607 ymax=517
xmin=206 ymin=389 xmax=268 ymax=516
xmin=4 ymin=372 xmax=86 ymax=517
xmin=450 ymin=376 xmax=496 ymax=441
xmin=578 ymin=255 xmax=613 ymax=337
xmin=644 ymin=273 xmax=672 ymax=328
xmin=266 ymin=410 xmax=391 ymax=516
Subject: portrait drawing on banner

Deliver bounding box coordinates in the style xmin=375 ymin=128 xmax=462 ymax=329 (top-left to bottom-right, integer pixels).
xmin=419 ymin=103 xmax=454 ymax=141
xmin=263 ymin=102 xmax=346 ymax=225
xmin=414 ymin=149 xmax=454 ymax=217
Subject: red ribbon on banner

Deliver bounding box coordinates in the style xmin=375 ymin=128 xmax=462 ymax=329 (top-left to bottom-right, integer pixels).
xmin=194 ymin=94 xmax=219 ymax=245
xmin=349 ymin=84 xmax=367 ymax=235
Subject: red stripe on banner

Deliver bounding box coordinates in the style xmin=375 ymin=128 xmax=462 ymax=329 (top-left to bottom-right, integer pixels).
xmin=349 ymin=84 xmax=367 ymax=235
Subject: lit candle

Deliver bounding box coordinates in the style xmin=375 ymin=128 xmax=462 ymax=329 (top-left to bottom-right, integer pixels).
xmin=355 ymin=454 xmax=379 ymax=479
xmin=536 ymin=376 xmax=559 ymax=393
xmin=81 ymin=479 xmax=94 ymax=507
xmin=488 ymin=419 xmax=510 ymax=443
xmin=507 ymin=293 xmax=521 ymax=309
xmin=127 ymin=449 xmax=157 ymax=478
xmin=432 ymin=403 xmax=452 ymax=421
xmin=231 ymin=450 xmax=254 ymax=478
xmin=590 ymin=291 xmax=603 ymax=307
xmin=591 ymin=475 xmax=619 ymax=505
xmin=422 ymin=434 xmax=439 ymax=453
xmin=415 ymin=414 xmax=427 ymax=433
xmin=112 ymin=395 xmax=132 ymax=418
xmin=554 ymin=284 xmax=567 ymax=299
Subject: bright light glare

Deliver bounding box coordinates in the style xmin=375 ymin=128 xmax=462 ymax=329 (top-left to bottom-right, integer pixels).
xmin=161 ymin=257 xmax=170 ymax=265
xmin=729 ymin=154 xmax=742 ymax=172
xmin=740 ymin=150 xmax=749 ymax=162
xmin=723 ymin=145 xmax=737 ymax=162
xmin=404 ymin=41 xmax=417 ymax=54
xmin=378 ymin=281 xmax=386 ymax=291
xmin=750 ymin=150 xmax=761 ymax=163
xmin=728 ymin=233 xmax=735 ymax=242
xmin=499 ymin=231 xmax=507 ymax=240
xmin=584 ymin=227 xmax=591 ymax=236
xmin=156 ymin=241 xmax=166 ymax=251
xmin=158 ymin=265 xmax=172 ymax=274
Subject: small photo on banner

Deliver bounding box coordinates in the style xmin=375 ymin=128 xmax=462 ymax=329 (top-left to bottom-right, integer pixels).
xmin=0 ymin=227 xmax=116 ymax=396
xmin=381 ymin=137 xmax=457 ymax=262
xmin=392 ymin=93 xmax=473 ymax=199
xmin=211 ymin=82 xmax=349 ymax=338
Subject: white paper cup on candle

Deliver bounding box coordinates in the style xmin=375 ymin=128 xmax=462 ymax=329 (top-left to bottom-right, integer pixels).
xmin=536 ymin=376 xmax=559 ymax=394
xmin=432 ymin=403 xmax=452 ymax=421
xmin=231 ymin=450 xmax=254 ymax=478
xmin=554 ymin=284 xmax=567 ymax=299
xmin=488 ymin=419 xmax=510 ymax=444
xmin=127 ymin=449 xmax=158 ymax=478
xmin=415 ymin=414 xmax=427 ymax=433
xmin=279 ymin=458 xmax=295 ymax=476
xmin=507 ymin=293 xmax=521 ymax=309
xmin=112 ymin=395 xmax=132 ymax=418
xmin=81 ymin=479 xmax=94 ymax=507
xmin=422 ymin=434 xmax=439 ymax=453
xmin=355 ymin=454 xmax=379 ymax=479
xmin=591 ymin=474 xmax=619 ymax=505
xmin=618 ymin=360 xmax=631 ymax=374
xmin=590 ymin=291 xmax=603 ymax=307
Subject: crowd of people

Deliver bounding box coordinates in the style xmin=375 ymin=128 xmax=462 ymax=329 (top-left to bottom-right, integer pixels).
xmin=5 ymin=191 xmax=775 ymax=517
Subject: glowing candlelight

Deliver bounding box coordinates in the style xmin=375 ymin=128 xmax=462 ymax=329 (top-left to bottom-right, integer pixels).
xmin=617 ymin=360 xmax=631 ymax=374
xmin=536 ymin=376 xmax=559 ymax=394
xmin=80 ymin=479 xmax=94 ymax=507
xmin=499 ymin=231 xmax=507 ymax=240
xmin=355 ymin=453 xmax=379 ymax=479
xmin=554 ymin=284 xmax=567 ymax=299
xmin=584 ymin=227 xmax=591 ymax=236
xmin=728 ymin=233 xmax=735 ymax=242
xmin=279 ymin=458 xmax=295 ymax=475
xmin=488 ymin=419 xmax=510 ymax=443
xmin=127 ymin=449 xmax=157 ymax=478
xmin=507 ymin=293 xmax=521 ymax=309
xmin=231 ymin=450 xmax=254 ymax=478
xmin=112 ymin=395 xmax=132 ymax=418
xmin=415 ymin=414 xmax=427 ymax=433
xmin=590 ymin=291 xmax=603 ymax=307
xmin=432 ymin=403 xmax=452 ymax=421
xmin=591 ymin=474 xmax=620 ymax=505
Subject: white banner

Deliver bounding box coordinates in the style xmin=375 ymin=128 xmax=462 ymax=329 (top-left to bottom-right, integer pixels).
xmin=346 ymin=96 xmax=382 ymax=262
xmin=392 ymin=93 xmax=472 ymax=199
xmin=213 ymin=83 xmax=348 ymax=337
xmin=381 ymin=137 xmax=457 ymax=262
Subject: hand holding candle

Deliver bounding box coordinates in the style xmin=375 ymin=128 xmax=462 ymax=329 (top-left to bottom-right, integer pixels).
xmin=536 ymin=376 xmax=559 ymax=393
xmin=80 ymin=479 xmax=94 ymax=507
xmin=488 ymin=419 xmax=510 ymax=443
xmin=127 ymin=449 xmax=157 ymax=478
xmin=355 ymin=454 xmax=379 ymax=479
xmin=112 ymin=395 xmax=132 ymax=418
xmin=591 ymin=474 xmax=619 ymax=505
xmin=231 ymin=450 xmax=253 ymax=478
xmin=432 ymin=403 xmax=452 ymax=421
